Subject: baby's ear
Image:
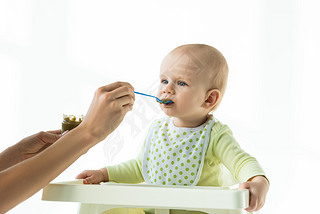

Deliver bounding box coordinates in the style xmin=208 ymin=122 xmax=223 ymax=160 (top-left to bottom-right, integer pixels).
xmin=203 ymin=89 xmax=220 ymax=109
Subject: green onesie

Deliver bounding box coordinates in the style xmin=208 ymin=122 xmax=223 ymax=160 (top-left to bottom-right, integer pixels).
xmin=106 ymin=116 xmax=266 ymax=213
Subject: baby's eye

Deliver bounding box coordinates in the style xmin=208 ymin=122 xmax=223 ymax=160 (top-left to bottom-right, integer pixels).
xmin=178 ymin=81 xmax=187 ymax=86
xmin=161 ymin=79 xmax=169 ymax=84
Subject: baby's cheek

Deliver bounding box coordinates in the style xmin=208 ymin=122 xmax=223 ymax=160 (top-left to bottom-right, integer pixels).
xmin=157 ymin=86 xmax=163 ymax=96
xmin=179 ymin=99 xmax=192 ymax=108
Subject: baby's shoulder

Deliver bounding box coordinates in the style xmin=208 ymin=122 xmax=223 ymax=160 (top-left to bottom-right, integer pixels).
xmin=211 ymin=118 xmax=233 ymax=136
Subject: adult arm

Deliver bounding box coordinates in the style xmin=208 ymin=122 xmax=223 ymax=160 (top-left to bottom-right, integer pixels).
xmin=0 ymin=130 xmax=62 ymax=172
xmin=0 ymin=81 xmax=135 ymax=213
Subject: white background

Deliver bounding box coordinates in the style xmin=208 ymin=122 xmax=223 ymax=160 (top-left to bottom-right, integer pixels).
xmin=1 ymin=0 xmax=320 ymax=213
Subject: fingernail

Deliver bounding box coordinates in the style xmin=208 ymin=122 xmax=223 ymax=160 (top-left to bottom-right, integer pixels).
xmin=62 ymin=130 xmax=69 ymax=136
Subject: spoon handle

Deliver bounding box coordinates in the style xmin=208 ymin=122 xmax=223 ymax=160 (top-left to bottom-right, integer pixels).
xmin=134 ymin=91 xmax=173 ymax=104
xmin=134 ymin=91 xmax=159 ymax=101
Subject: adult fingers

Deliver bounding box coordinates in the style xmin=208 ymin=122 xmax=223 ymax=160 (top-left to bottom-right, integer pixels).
xmin=122 ymin=103 xmax=134 ymax=113
xmin=95 ymin=84 xmax=135 ymax=110
xmin=117 ymin=95 xmax=135 ymax=107
xmin=111 ymin=85 xmax=135 ymax=101
xmin=98 ymin=81 xmax=134 ymax=93
xmin=47 ymin=129 xmax=62 ymax=135
xmin=81 ymin=82 xmax=135 ymax=142
xmin=93 ymin=83 xmax=135 ymax=107
xmin=38 ymin=131 xmax=62 ymax=144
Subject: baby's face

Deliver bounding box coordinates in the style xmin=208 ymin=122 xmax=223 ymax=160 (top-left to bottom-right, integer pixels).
xmin=157 ymin=49 xmax=211 ymax=126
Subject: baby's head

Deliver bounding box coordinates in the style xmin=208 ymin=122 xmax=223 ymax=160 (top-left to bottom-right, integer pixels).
xmin=157 ymin=44 xmax=228 ymax=126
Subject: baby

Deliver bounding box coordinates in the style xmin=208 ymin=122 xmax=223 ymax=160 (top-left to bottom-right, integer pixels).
xmin=76 ymin=44 xmax=269 ymax=213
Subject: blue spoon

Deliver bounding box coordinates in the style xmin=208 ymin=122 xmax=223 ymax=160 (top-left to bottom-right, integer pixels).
xmin=134 ymin=91 xmax=173 ymax=104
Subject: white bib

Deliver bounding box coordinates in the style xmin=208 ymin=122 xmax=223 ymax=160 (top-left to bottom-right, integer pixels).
xmin=142 ymin=115 xmax=215 ymax=186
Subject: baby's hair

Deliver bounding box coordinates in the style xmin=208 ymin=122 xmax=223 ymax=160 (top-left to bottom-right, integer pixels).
xmin=171 ymin=44 xmax=229 ymax=111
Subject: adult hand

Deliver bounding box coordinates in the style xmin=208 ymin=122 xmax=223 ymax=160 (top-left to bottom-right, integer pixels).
xmin=18 ymin=130 xmax=63 ymax=160
xmin=78 ymin=81 xmax=135 ymax=143
xmin=0 ymin=130 xmax=63 ymax=172
xmin=0 ymin=81 xmax=135 ymax=213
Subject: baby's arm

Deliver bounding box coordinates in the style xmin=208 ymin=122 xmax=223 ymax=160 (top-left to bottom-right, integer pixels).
xmin=211 ymin=125 xmax=269 ymax=211
xmin=239 ymin=175 xmax=269 ymax=212
xmin=76 ymin=159 xmax=144 ymax=184
xmin=76 ymin=144 xmax=145 ymax=184
xmin=76 ymin=167 xmax=108 ymax=184
xmin=77 ymin=125 xmax=149 ymax=184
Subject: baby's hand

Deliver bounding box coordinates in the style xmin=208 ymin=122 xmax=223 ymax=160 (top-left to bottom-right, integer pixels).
xmin=239 ymin=175 xmax=269 ymax=212
xmin=76 ymin=168 xmax=107 ymax=184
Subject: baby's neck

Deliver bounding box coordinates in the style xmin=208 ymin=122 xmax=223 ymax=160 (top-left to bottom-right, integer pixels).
xmin=173 ymin=115 xmax=210 ymax=128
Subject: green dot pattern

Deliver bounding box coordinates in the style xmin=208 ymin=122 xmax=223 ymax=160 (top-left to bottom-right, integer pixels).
xmin=143 ymin=116 xmax=215 ymax=186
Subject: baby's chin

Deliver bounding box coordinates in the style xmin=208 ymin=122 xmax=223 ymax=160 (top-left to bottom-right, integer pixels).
xmin=161 ymin=104 xmax=177 ymax=116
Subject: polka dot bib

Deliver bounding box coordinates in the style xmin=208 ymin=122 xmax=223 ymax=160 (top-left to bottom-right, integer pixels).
xmin=142 ymin=115 xmax=215 ymax=186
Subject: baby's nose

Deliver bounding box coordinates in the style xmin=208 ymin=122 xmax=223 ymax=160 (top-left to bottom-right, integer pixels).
xmin=163 ymin=84 xmax=174 ymax=94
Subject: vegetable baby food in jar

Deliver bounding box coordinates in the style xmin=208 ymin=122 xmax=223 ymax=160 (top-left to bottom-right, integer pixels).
xmin=61 ymin=114 xmax=83 ymax=133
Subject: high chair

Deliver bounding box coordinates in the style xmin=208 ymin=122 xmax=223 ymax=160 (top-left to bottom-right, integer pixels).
xmin=42 ymin=180 xmax=249 ymax=214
